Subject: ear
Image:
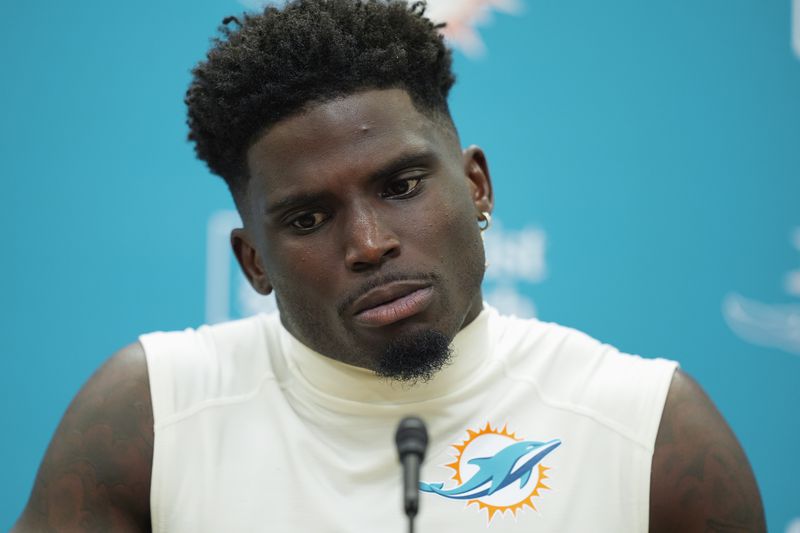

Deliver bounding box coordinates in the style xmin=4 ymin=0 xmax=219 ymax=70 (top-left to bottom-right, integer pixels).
xmin=462 ymin=145 xmax=494 ymax=215
xmin=231 ymin=228 xmax=273 ymax=295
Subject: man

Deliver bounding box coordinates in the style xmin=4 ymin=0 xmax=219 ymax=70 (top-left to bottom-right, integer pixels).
xmin=14 ymin=1 xmax=765 ymax=531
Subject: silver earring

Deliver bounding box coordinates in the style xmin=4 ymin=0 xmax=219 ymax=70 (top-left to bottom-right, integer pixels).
xmin=478 ymin=211 xmax=492 ymax=232
xmin=478 ymin=212 xmax=491 ymax=270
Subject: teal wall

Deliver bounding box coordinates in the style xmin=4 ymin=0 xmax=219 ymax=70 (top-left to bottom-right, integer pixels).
xmin=2 ymin=1 xmax=798 ymax=530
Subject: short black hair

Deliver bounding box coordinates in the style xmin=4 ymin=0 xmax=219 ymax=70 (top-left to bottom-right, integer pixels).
xmin=186 ymin=0 xmax=456 ymax=197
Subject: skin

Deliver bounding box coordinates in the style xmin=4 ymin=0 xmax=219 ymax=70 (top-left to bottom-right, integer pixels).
xmin=650 ymin=370 xmax=766 ymax=532
xmin=13 ymin=89 xmax=765 ymax=532
xmin=233 ymin=89 xmax=491 ymax=370
xmin=13 ymin=344 xmax=153 ymax=532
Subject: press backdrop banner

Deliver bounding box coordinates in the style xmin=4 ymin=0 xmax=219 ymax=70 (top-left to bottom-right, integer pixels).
xmin=2 ymin=0 xmax=798 ymax=530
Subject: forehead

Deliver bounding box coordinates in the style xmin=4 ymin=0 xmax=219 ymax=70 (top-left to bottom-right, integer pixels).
xmin=245 ymin=89 xmax=454 ymax=201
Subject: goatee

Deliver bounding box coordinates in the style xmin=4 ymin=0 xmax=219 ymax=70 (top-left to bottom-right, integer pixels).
xmin=375 ymin=329 xmax=452 ymax=383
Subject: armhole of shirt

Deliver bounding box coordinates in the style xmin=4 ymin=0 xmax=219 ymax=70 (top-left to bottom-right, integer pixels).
xmin=139 ymin=327 xmax=204 ymax=533
xmin=642 ymin=359 xmax=679 ymax=451
xmin=639 ymin=358 xmax=678 ymax=531
xmin=140 ymin=328 xmax=205 ymax=428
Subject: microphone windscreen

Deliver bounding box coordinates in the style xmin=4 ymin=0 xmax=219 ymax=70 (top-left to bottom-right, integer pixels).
xmin=395 ymin=416 xmax=428 ymax=459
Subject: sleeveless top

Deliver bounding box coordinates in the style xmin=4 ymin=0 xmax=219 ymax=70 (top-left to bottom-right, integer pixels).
xmin=141 ymin=305 xmax=677 ymax=532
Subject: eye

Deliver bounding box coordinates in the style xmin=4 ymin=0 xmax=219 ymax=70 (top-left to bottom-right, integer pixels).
xmin=289 ymin=211 xmax=328 ymax=232
xmin=382 ymin=176 xmax=423 ymax=199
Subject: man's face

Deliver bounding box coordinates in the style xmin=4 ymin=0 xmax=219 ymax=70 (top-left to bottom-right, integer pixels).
xmin=234 ymin=89 xmax=493 ymax=372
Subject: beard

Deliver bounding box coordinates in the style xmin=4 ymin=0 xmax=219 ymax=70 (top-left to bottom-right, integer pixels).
xmin=375 ymin=329 xmax=452 ymax=383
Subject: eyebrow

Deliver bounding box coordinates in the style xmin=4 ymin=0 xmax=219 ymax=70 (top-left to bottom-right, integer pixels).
xmin=265 ymin=148 xmax=438 ymax=216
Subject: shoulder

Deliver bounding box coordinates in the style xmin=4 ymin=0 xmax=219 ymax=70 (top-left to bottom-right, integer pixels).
xmin=494 ymin=311 xmax=676 ymax=385
xmin=650 ymin=369 xmax=766 ymax=532
xmin=141 ymin=313 xmax=281 ymax=427
xmin=494 ymin=312 xmax=677 ymax=447
xmin=14 ymin=343 xmax=153 ymax=532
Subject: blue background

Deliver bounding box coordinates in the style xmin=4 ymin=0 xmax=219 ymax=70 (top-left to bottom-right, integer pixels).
xmin=2 ymin=0 xmax=798 ymax=530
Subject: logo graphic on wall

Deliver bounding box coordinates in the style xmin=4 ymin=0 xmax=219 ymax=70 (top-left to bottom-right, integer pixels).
xmin=238 ymin=0 xmax=524 ymax=58
xmin=723 ymin=227 xmax=800 ymax=356
xmin=794 ymin=0 xmax=800 ymax=60
xmin=423 ymin=0 xmax=523 ymax=57
xmin=421 ymin=422 xmax=561 ymax=523
xmin=483 ymin=220 xmax=546 ymax=318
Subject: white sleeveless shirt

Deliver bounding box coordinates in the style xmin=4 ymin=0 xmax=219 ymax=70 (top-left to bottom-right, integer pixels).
xmin=141 ymin=306 xmax=676 ymax=532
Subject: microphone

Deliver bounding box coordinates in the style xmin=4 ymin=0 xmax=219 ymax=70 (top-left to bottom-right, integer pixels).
xmin=395 ymin=416 xmax=428 ymax=533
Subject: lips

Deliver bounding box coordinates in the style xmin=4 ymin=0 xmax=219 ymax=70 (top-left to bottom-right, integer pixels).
xmin=352 ymin=281 xmax=434 ymax=328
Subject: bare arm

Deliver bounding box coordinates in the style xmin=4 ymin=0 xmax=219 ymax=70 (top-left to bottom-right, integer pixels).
xmin=13 ymin=343 xmax=153 ymax=532
xmin=650 ymin=369 xmax=766 ymax=533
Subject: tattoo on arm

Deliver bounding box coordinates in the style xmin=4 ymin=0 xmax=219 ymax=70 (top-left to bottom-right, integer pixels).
xmin=15 ymin=344 xmax=154 ymax=532
xmin=650 ymin=370 xmax=766 ymax=533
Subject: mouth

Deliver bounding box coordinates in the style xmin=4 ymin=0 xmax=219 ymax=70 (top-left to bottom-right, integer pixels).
xmin=352 ymin=281 xmax=434 ymax=328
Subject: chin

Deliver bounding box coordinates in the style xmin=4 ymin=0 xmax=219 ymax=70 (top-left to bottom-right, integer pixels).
xmin=374 ymin=328 xmax=452 ymax=383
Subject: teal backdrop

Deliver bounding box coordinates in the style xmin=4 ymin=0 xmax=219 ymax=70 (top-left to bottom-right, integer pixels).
xmin=2 ymin=0 xmax=798 ymax=530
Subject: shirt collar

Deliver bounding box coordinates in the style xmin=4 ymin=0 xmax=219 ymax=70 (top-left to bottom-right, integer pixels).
xmin=278 ymin=305 xmax=496 ymax=404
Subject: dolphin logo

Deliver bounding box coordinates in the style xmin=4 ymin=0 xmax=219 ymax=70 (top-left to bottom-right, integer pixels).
xmin=420 ymin=439 xmax=561 ymax=500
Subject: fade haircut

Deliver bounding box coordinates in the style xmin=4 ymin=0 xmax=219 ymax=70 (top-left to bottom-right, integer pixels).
xmin=186 ymin=0 xmax=456 ymax=198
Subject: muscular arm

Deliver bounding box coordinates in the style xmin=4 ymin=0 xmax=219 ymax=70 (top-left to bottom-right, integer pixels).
xmin=650 ymin=369 xmax=766 ymax=533
xmin=13 ymin=343 xmax=153 ymax=532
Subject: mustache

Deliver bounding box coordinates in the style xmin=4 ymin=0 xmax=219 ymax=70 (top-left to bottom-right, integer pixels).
xmin=337 ymin=271 xmax=438 ymax=316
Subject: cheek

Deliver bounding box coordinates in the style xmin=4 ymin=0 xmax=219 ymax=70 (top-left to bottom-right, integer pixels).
xmin=267 ymin=244 xmax=341 ymax=339
xmin=411 ymin=188 xmax=483 ymax=263
xmin=264 ymin=242 xmax=336 ymax=299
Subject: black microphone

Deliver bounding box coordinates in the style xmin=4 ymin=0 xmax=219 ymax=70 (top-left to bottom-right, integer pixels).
xmin=395 ymin=416 xmax=428 ymax=532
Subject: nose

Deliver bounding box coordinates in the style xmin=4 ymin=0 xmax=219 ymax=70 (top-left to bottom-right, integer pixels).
xmin=343 ymin=204 xmax=400 ymax=272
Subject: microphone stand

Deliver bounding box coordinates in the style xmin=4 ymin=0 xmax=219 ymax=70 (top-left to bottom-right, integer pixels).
xmin=395 ymin=416 xmax=428 ymax=533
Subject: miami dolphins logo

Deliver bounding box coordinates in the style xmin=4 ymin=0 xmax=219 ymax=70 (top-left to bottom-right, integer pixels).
xmin=421 ymin=422 xmax=561 ymax=523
